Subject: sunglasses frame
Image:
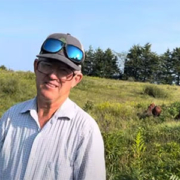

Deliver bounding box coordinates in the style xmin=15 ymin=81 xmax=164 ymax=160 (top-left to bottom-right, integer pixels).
xmin=41 ymin=38 xmax=84 ymax=64
xmin=37 ymin=60 xmax=76 ymax=81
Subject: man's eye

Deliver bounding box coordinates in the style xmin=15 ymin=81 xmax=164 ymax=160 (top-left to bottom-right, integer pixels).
xmin=59 ymin=69 xmax=72 ymax=75
xmin=59 ymin=69 xmax=68 ymax=74
xmin=42 ymin=63 xmax=52 ymax=69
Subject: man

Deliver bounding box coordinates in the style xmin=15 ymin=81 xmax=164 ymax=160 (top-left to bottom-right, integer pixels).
xmin=0 ymin=33 xmax=106 ymax=180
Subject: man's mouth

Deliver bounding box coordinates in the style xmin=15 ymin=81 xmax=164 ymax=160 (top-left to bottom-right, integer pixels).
xmin=45 ymin=82 xmax=58 ymax=88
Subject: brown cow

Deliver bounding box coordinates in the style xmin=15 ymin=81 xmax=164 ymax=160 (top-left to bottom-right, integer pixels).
xmin=145 ymin=103 xmax=155 ymax=116
xmin=138 ymin=103 xmax=162 ymax=118
xmin=152 ymin=105 xmax=162 ymax=116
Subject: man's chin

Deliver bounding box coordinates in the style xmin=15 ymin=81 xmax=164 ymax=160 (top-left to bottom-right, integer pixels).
xmin=38 ymin=91 xmax=57 ymax=102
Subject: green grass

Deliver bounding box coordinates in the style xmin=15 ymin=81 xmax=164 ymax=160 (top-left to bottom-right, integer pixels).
xmin=1 ymin=69 xmax=180 ymax=179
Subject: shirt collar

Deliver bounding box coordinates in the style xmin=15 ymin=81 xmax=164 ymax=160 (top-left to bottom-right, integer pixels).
xmin=55 ymin=98 xmax=76 ymax=120
xmin=20 ymin=97 xmax=76 ymax=121
xmin=20 ymin=97 xmax=37 ymax=113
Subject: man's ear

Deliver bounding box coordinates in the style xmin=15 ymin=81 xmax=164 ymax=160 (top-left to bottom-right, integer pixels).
xmin=34 ymin=59 xmax=38 ymax=73
xmin=71 ymin=72 xmax=83 ymax=88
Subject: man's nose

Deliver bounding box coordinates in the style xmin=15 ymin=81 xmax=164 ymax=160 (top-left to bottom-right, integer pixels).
xmin=47 ymin=68 xmax=59 ymax=79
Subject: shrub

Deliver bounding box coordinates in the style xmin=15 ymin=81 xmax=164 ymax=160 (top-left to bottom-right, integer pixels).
xmin=143 ymin=85 xmax=169 ymax=98
xmin=0 ymin=65 xmax=7 ymax=70
xmin=0 ymin=78 xmax=20 ymax=94
xmin=128 ymin=77 xmax=135 ymax=82
xmin=83 ymin=100 xmax=94 ymax=112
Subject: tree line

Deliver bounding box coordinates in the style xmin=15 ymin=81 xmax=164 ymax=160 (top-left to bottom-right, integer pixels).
xmin=82 ymin=44 xmax=180 ymax=85
xmin=1 ymin=43 xmax=180 ymax=85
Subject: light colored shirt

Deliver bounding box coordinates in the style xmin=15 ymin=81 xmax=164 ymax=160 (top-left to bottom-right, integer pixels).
xmin=0 ymin=98 xmax=106 ymax=180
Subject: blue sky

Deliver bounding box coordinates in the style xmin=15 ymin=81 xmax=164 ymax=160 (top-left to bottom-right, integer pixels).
xmin=0 ymin=0 xmax=180 ymax=71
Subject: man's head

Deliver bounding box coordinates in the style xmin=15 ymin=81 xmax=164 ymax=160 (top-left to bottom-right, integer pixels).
xmin=36 ymin=33 xmax=85 ymax=71
xmin=34 ymin=33 xmax=84 ymax=103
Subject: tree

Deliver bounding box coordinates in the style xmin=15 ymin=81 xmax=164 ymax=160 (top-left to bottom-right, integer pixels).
xmin=124 ymin=44 xmax=142 ymax=81
xmin=0 ymin=65 xmax=7 ymax=70
xmin=123 ymin=43 xmax=160 ymax=83
xmin=82 ymin=46 xmax=94 ymax=76
xmin=103 ymin=48 xmax=121 ymax=78
xmin=158 ymin=49 xmax=174 ymax=84
xmin=139 ymin=43 xmax=160 ymax=83
xmin=91 ymin=47 xmax=104 ymax=77
xmin=83 ymin=47 xmax=120 ymax=78
xmin=172 ymin=47 xmax=180 ymax=85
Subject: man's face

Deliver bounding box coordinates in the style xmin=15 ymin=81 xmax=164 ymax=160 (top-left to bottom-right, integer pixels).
xmin=34 ymin=59 xmax=82 ymax=103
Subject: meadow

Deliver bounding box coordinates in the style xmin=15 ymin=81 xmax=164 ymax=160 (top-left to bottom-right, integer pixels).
xmin=1 ymin=69 xmax=180 ymax=180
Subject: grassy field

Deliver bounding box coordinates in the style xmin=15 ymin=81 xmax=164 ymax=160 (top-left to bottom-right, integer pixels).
xmin=1 ymin=69 xmax=180 ymax=179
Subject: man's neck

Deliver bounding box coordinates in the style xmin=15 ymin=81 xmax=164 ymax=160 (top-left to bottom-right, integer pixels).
xmin=36 ymin=96 xmax=67 ymax=128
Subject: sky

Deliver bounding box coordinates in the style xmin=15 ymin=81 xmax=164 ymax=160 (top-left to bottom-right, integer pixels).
xmin=0 ymin=0 xmax=180 ymax=71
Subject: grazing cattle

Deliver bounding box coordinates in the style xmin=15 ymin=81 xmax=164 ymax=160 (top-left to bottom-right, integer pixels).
xmin=152 ymin=105 xmax=162 ymax=116
xmin=138 ymin=103 xmax=162 ymax=119
xmin=145 ymin=103 xmax=155 ymax=116
xmin=148 ymin=103 xmax=156 ymax=112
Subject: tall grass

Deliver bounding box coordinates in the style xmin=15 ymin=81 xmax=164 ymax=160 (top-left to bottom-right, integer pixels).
xmin=1 ymin=69 xmax=180 ymax=179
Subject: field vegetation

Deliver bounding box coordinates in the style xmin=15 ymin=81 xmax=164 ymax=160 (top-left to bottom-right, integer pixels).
xmin=1 ymin=69 xmax=180 ymax=179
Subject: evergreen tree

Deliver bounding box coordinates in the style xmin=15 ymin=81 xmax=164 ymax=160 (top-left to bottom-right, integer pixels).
xmin=82 ymin=46 xmax=94 ymax=76
xmin=158 ymin=49 xmax=174 ymax=84
xmin=91 ymin=47 xmax=104 ymax=77
xmin=0 ymin=65 xmax=7 ymax=70
xmin=83 ymin=47 xmax=120 ymax=78
xmin=139 ymin=43 xmax=160 ymax=83
xmin=102 ymin=48 xmax=121 ymax=78
xmin=172 ymin=47 xmax=180 ymax=85
xmin=124 ymin=44 xmax=143 ymax=81
xmin=124 ymin=43 xmax=160 ymax=82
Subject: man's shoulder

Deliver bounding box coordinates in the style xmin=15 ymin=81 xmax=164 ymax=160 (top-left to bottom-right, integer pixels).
xmin=69 ymin=99 xmax=93 ymax=119
xmin=5 ymin=98 xmax=36 ymax=114
xmin=69 ymin=99 xmax=99 ymax=130
xmin=0 ymin=98 xmax=36 ymax=123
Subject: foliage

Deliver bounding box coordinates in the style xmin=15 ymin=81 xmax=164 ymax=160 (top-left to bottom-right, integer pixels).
xmin=82 ymin=47 xmax=121 ymax=78
xmin=0 ymin=77 xmax=20 ymax=94
xmin=0 ymin=70 xmax=36 ymax=116
xmin=83 ymin=100 xmax=94 ymax=112
xmin=121 ymin=43 xmax=180 ymax=85
xmin=172 ymin=47 xmax=180 ymax=85
xmin=79 ymin=44 xmax=180 ymax=85
xmin=82 ymin=46 xmax=94 ymax=76
xmin=170 ymin=174 xmax=180 ymax=180
xmin=159 ymin=49 xmax=174 ymax=84
xmin=0 ymin=65 xmax=7 ymax=70
xmin=123 ymin=43 xmax=160 ymax=82
xmin=1 ymin=71 xmax=180 ymax=179
xmin=143 ymin=85 xmax=170 ymax=98
xmin=131 ymin=129 xmax=147 ymax=180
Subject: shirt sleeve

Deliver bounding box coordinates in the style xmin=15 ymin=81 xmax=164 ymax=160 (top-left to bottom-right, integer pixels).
xmin=73 ymin=121 xmax=106 ymax=180
xmin=0 ymin=110 xmax=10 ymax=150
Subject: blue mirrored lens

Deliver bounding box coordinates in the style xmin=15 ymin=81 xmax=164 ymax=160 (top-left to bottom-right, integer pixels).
xmin=43 ymin=39 xmax=63 ymax=53
xmin=66 ymin=45 xmax=83 ymax=61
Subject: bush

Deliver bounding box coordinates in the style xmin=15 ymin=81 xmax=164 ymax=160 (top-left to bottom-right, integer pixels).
xmin=0 ymin=65 xmax=7 ymax=70
xmin=83 ymin=100 xmax=94 ymax=112
xmin=0 ymin=78 xmax=20 ymax=94
xmin=143 ymin=85 xmax=169 ymax=98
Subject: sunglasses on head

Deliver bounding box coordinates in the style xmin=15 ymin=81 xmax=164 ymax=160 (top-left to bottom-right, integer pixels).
xmin=40 ymin=38 xmax=84 ymax=64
